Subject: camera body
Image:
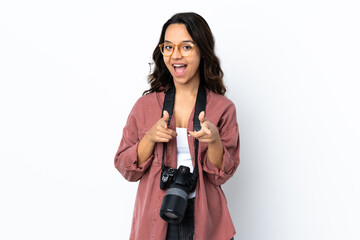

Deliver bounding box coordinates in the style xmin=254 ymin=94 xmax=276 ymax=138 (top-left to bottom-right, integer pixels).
xmin=160 ymin=166 xmax=176 ymax=190
xmin=160 ymin=165 xmax=195 ymax=192
xmin=160 ymin=165 xmax=196 ymax=223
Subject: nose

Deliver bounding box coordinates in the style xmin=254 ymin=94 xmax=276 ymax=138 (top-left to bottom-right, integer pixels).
xmin=171 ymin=45 xmax=182 ymax=59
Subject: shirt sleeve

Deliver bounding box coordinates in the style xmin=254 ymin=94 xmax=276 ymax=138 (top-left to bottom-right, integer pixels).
xmin=114 ymin=101 xmax=154 ymax=182
xmin=202 ymin=102 xmax=240 ymax=186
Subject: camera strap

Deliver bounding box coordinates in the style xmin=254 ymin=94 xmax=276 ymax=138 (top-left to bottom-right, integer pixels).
xmin=161 ymin=82 xmax=207 ymax=185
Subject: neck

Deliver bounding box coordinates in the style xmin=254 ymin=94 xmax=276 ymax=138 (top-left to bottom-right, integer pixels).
xmin=173 ymin=78 xmax=200 ymax=97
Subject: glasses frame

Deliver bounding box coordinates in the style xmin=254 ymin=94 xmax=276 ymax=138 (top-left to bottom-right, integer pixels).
xmin=158 ymin=42 xmax=196 ymax=57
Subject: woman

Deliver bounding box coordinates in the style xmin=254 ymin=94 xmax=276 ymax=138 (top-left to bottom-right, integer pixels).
xmin=114 ymin=12 xmax=240 ymax=240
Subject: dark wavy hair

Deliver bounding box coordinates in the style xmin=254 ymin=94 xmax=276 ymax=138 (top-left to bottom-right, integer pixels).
xmin=144 ymin=12 xmax=226 ymax=95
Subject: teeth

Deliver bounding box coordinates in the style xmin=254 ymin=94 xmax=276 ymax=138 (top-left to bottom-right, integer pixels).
xmin=173 ymin=64 xmax=185 ymax=67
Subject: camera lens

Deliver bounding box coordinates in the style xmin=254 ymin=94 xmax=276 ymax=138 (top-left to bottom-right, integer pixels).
xmin=160 ymin=184 xmax=188 ymax=223
xmin=164 ymin=212 xmax=178 ymax=219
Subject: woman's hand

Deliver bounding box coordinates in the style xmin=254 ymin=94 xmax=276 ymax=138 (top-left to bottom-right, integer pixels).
xmin=146 ymin=110 xmax=177 ymax=143
xmin=188 ymin=111 xmax=220 ymax=143
xmin=188 ymin=111 xmax=224 ymax=170
xmin=137 ymin=110 xmax=176 ymax=166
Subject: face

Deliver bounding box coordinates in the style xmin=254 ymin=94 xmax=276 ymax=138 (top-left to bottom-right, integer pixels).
xmin=163 ymin=24 xmax=201 ymax=87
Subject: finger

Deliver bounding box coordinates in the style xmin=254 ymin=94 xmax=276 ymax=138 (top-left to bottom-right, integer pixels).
xmin=196 ymin=131 xmax=213 ymax=139
xmin=201 ymin=123 xmax=212 ymax=135
xmin=188 ymin=130 xmax=207 ymax=139
xmin=197 ymin=138 xmax=212 ymax=143
xmin=195 ymin=130 xmax=210 ymax=138
xmin=158 ymin=126 xmax=177 ymax=137
xmin=154 ymin=137 xmax=171 ymax=143
xmin=198 ymin=111 xmax=206 ymax=123
xmin=156 ymin=131 xmax=175 ymax=140
xmin=162 ymin=110 xmax=170 ymax=122
xmin=169 ymin=129 xmax=178 ymax=137
xmin=188 ymin=130 xmax=196 ymax=138
xmin=159 ymin=119 xmax=168 ymax=129
xmin=161 ymin=110 xmax=170 ymax=129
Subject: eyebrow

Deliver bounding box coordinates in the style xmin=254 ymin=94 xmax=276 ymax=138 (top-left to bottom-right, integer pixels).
xmin=164 ymin=40 xmax=195 ymax=44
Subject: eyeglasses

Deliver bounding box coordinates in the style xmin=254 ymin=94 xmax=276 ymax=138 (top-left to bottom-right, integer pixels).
xmin=159 ymin=42 xmax=196 ymax=57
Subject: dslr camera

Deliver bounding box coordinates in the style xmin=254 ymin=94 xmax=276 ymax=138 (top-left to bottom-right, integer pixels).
xmin=159 ymin=165 xmax=196 ymax=223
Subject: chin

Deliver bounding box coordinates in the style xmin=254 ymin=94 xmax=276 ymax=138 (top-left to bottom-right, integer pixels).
xmin=172 ymin=77 xmax=190 ymax=85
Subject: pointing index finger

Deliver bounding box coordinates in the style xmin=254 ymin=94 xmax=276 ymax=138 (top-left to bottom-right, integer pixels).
xmin=188 ymin=129 xmax=207 ymax=138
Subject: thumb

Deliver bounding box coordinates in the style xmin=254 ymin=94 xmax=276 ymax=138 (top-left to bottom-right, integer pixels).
xmin=199 ymin=111 xmax=206 ymax=123
xmin=161 ymin=110 xmax=170 ymax=129
xmin=162 ymin=110 xmax=170 ymax=121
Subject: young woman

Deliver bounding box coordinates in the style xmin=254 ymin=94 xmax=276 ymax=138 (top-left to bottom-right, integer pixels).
xmin=114 ymin=12 xmax=240 ymax=240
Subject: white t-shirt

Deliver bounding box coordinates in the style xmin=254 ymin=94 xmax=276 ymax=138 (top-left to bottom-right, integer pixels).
xmin=176 ymin=127 xmax=196 ymax=198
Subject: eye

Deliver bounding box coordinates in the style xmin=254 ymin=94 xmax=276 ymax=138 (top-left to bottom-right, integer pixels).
xmin=164 ymin=44 xmax=173 ymax=51
xmin=182 ymin=44 xmax=193 ymax=50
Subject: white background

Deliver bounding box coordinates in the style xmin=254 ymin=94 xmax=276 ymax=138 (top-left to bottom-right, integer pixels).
xmin=1 ymin=0 xmax=359 ymax=239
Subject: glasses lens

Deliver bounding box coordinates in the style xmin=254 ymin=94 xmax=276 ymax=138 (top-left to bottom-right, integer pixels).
xmin=179 ymin=43 xmax=194 ymax=56
xmin=160 ymin=43 xmax=174 ymax=56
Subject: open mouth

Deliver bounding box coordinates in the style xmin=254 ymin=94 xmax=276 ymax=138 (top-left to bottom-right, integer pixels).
xmin=173 ymin=64 xmax=187 ymax=75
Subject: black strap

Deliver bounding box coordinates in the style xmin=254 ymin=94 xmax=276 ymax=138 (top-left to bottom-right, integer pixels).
xmin=161 ymin=86 xmax=175 ymax=170
xmin=161 ymin=83 xmax=207 ymax=184
xmin=193 ymin=83 xmax=206 ymax=132
xmin=161 ymin=86 xmax=175 ymax=126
